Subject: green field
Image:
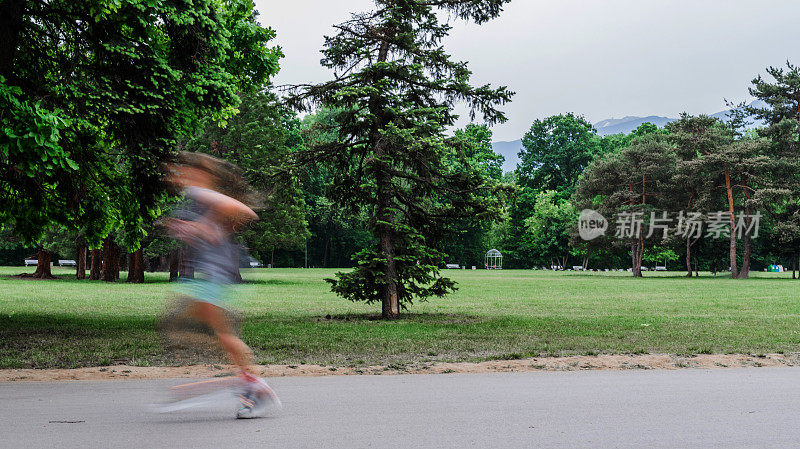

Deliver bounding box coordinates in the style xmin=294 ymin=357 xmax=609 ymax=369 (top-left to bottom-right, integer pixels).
xmin=2 ymin=266 xmax=800 ymax=369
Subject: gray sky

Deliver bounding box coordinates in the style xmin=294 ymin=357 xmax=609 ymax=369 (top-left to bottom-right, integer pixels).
xmin=255 ymin=0 xmax=800 ymax=142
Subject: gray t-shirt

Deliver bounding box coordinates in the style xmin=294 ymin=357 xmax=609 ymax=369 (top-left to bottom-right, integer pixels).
xmin=177 ymin=186 xmax=240 ymax=285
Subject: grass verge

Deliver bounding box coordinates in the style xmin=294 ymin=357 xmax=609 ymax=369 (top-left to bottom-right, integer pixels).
xmin=1 ymin=267 xmax=800 ymax=368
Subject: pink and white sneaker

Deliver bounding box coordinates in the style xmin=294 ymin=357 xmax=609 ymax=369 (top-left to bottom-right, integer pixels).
xmin=236 ymin=375 xmax=282 ymax=419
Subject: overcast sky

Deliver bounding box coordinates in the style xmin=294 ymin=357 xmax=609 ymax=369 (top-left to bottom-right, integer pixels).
xmin=254 ymin=0 xmax=800 ymax=142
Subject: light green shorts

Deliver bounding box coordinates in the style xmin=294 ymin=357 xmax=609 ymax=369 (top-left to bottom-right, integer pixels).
xmin=175 ymin=278 xmax=230 ymax=309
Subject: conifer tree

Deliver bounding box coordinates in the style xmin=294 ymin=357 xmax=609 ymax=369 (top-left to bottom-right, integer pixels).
xmin=290 ymin=0 xmax=513 ymax=318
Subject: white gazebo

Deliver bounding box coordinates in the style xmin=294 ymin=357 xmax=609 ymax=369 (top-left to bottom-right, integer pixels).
xmin=485 ymin=249 xmax=503 ymax=270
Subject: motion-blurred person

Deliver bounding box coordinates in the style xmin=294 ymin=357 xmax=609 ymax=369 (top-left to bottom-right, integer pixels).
xmin=162 ymin=152 xmax=279 ymax=418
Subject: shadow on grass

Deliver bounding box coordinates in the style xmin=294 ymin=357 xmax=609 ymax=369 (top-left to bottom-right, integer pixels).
xmin=1 ymin=274 xmax=170 ymax=284
xmin=0 ymin=312 xmax=163 ymax=368
xmin=308 ymin=311 xmax=485 ymax=324
xmin=0 ymin=312 xmax=157 ymax=334
xmin=241 ymin=279 xmax=305 ymax=286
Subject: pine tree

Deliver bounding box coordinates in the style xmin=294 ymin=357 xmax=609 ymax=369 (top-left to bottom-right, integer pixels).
xmin=748 ymin=62 xmax=800 ymax=273
xmin=290 ymin=0 xmax=513 ymax=318
xmin=575 ymin=134 xmax=676 ymax=277
xmin=666 ymin=115 xmax=727 ymax=277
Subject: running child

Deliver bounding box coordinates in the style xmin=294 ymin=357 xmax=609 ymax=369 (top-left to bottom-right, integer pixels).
xmin=162 ymin=151 xmax=279 ymax=419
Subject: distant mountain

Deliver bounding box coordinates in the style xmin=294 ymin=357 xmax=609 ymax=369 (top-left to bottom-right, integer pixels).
xmin=492 ymin=100 xmax=768 ymax=173
xmin=593 ymin=115 xmax=675 ymax=136
xmin=708 ymin=99 xmax=768 ymax=123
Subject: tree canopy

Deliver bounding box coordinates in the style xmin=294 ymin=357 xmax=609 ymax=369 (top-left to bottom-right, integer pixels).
xmin=1 ymin=0 xmax=281 ymax=250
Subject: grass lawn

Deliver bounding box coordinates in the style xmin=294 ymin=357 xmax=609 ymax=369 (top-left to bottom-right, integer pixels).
xmin=2 ymin=266 xmax=800 ymax=369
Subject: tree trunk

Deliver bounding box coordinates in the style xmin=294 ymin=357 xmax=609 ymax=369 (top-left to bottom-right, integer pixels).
xmin=685 ymin=237 xmax=692 ymax=277
xmin=168 ymin=249 xmax=180 ymax=282
xmin=724 ymin=171 xmax=738 ymax=278
xmin=178 ymin=247 xmax=194 ymax=279
xmin=631 ymin=238 xmax=643 ymax=277
xmin=27 ymin=249 xmax=54 ymax=279
xmin=371 ymin=37 xmax=400 ymax=320
xmin=379 ymin=228 xmax=400 ymax=319
xmin=323 ymin=224 xmax=331 ymax=268
xmin=76 ymin=245 xmax=87 ymax=279
xmin=90 ymin=249 xmax=102 ymax=280
xmin=133 ymin=249 xmax=144 ymax=282
xmin=232 ymin=246 xmax=243 ymax=283
xmin=101 ymin=237 xmax=119 ymax=282
xmin=126 ymin=249 xmax=145 ymax=283
xmin=125 ymin=252 xmax=132 ymax=277
xmin=737 ymin=233 xmax=751 ymax=279
xmin=793 ymin=254 xmax=796 ymax=280
xmin=377 ymin=164 xmax=400 ymax=318
xmin=112 ymin=246 xmax=120 ymax=281
xmin=736 ymin=201 xmax=752 ymax=279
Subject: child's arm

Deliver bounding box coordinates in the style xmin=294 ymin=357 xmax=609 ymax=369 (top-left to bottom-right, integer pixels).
xmin=187 ymin=187 xmax=258 ymax=224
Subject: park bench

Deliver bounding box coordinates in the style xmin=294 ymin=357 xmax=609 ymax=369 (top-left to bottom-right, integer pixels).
xmin=24 ymin=259 xmax=37 ymax=266
xmin=59 ymin=260 xmax=77 ymax=267
xmin=445 ymin=264 xmax=460 ymax=269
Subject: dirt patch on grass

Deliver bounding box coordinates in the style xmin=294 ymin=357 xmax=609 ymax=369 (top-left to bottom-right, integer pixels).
xmin=2 ymin=353 xmax=799 ymax=381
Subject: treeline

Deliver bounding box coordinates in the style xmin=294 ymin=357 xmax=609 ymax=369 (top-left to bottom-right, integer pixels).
xmin=500 ymin=63 xmax=800 ymax=277
xmin=5 ymin=51 xmax=800 ymax=282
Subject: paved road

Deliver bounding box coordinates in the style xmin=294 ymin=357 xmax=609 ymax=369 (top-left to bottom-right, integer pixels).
xmin=2 ymin=368 xmax=800 ymax=448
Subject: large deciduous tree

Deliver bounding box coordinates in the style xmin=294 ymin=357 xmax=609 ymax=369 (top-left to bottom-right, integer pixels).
xmin=517 ymin=113 xmax=601 ymax=197
xmin=1 ymin=0 xmax=281 ymax=279
xmin=524 ymin=190 xmax=576 ymax=269
xmin=506 ymin=113 xmax=600 ymax=268
xmin=290 ymin=0 xmax=513 ymax=318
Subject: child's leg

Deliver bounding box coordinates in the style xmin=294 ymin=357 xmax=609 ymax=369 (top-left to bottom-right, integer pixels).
xmin=191 ymin=301 xmax=254 ymax=375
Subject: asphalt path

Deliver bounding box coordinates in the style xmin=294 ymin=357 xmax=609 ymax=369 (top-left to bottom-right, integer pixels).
xmin=2 ymin=368 xmax=799 ymax=448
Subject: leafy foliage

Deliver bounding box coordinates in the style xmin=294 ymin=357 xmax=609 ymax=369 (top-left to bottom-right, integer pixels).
xmin=184 ymin=90 xmax=309 ymax=263
xmin=1 ymin=0 xmax=281 ymax=251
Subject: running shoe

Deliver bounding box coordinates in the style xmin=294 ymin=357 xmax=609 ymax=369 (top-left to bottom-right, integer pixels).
xmin=236 ymin=376 xmax=282 ymax=419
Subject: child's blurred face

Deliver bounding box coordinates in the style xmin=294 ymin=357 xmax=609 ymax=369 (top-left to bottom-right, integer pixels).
xmin=165 ymin=164 xmax=217 ymax=189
